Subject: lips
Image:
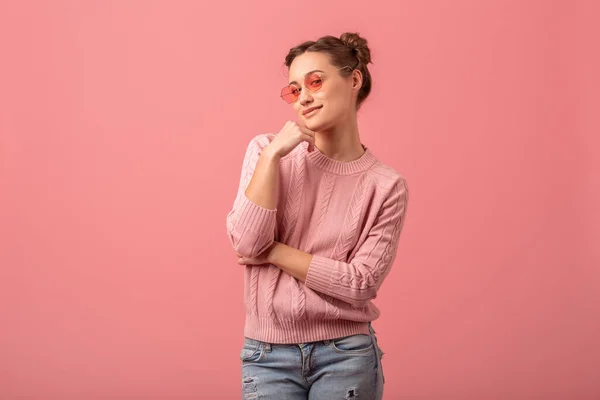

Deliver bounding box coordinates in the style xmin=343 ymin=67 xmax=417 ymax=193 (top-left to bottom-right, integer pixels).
xmin=303 ymin=105 xmax=322 ymax=115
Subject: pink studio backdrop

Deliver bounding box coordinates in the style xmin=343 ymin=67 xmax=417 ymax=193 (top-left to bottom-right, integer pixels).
xmin=1 ymin=1 xmax=598 ymax=399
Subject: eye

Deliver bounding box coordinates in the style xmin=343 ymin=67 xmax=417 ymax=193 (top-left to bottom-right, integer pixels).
xmin=305 ymin=73 xmax=323 ymax=89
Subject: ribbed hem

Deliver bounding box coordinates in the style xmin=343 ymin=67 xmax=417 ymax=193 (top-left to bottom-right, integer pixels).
xmin=244 ymin=314 xmax=371 ymax=344
xmin=304 ymin=141 xmax=378 ymax=175
xmin=235 ymin=191 xmax=277 ymax=233
xmin=304 ymin=254 xmax=336 ymax=295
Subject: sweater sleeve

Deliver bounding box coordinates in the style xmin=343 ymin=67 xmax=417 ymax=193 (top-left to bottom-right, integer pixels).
xmin=304 ymin=179 xmax=409 ymax=308
xmin=225 ymin=134 xmax=278 ymax=258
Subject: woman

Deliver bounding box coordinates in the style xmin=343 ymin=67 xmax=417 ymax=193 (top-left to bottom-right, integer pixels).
xmin=226 ymin=32 xmax=409 ymax=399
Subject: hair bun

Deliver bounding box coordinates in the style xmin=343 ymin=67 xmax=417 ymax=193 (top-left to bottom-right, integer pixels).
xmin=339 ymin=32 xmax=372 ymax=64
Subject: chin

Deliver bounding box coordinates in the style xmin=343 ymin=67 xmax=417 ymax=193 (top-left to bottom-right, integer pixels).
xmin=304 ymin=115 xmax=331 ymax=132
xmin=305 ymin=120 xmax=324 ymax=132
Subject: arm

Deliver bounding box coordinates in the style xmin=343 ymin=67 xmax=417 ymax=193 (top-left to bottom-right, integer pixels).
xmin=268 ymin=180 xmax=409 ymax=308
xmin=267 ymin=241 xmax=312 ymax=282
xmin=226 ymin=134 xmax=281 ymax=258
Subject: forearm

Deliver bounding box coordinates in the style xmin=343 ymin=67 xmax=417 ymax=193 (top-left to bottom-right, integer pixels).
xmin=244 ymin=145 xmax=281 ymax=210
xmin=267 ymin=241 xmax=312 ymax=282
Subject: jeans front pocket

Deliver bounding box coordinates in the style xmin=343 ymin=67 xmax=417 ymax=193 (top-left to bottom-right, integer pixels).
xmin=331 ymin=334 xmax=374 ymax=354
xmin=371 ymin=333 xmax=386 ymax=384
xmin=240 ymin=337 xmax=264 ymax=363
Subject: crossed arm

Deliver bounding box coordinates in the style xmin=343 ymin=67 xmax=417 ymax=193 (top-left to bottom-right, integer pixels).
xmin=234 ymin=181 xmax=408 ymax=308
xmin=236 ymin=241 xmax=312 ymax=282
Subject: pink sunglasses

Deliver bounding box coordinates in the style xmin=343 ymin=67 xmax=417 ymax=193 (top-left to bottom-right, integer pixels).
xmin=280 ymin=62 xmax=359 ymax=104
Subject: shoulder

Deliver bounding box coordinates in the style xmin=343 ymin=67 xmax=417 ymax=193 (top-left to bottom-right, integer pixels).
xmin=366 ymin=161 xmax=409 ymax=198
xmin=246 ymin=133 xmax=276 ymax=151
xmin=240 ymin=133 xmax=278 ymax=161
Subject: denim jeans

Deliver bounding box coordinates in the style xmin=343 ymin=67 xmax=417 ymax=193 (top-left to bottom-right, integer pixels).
xmin=240 ymin=322 xmax=385 ymax=399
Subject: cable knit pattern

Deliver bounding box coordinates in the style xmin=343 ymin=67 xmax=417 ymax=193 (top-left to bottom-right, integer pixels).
xmin=226 ymin=135 xmax=409 ymax=344
xmin=314 ymin=173 xmax=337 ymax=238
xmin=290 ymin=276 xmax=305 ymax=321
xmin=265 ymin=268 xmax=280 ymax=321
xmin=249 ymin=266 xmax=259 ymax=316
xmin=331 ymin=173 xmax=369 ymax=262
xmin=283 ymin=153 xmax=306 ymax=243
xmin=286 ymin=152 xmax=308 ymax=322
xmin=312 ymin=174 xmax=337 ymax=320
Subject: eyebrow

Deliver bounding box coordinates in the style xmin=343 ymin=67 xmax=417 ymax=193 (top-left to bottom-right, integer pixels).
xmin=288 ymin=69 xmax=324 ymax=85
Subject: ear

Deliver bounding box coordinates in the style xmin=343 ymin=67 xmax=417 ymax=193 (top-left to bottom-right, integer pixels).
xmin=351 ymin=69 xmax=363 ymax=91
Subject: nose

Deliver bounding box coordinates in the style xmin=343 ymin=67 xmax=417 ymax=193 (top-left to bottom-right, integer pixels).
xmin=298 ymin=87 xmax=313 ymax=107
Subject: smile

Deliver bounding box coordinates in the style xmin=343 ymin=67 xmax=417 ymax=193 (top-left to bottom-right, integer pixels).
xmin=303 ymin=106 xmax=322 ymax=117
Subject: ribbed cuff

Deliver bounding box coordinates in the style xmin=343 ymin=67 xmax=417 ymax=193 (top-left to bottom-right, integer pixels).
xmin=235 ymin=192 xmax=277 ymax=233
xmin=305 ymin=254 xmax=336 ymax=295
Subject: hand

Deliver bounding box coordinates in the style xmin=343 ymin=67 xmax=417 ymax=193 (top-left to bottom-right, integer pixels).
xmin=267 ymin=121 xmax=315 ymax=158
xmin=236 ymin=248 xmax=271 ymax=266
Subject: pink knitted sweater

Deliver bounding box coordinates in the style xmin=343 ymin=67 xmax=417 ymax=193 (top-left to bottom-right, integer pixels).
xmin=226 ymin=133 xmax=409 ymax=344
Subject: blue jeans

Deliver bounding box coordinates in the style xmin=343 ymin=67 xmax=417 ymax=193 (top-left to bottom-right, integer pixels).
xmin=240 ymin=322 xmax=385 ymax=399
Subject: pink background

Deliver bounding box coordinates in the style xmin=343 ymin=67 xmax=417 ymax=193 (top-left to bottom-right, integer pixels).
xmin=1 ymin=0 xmax=598 ymax=399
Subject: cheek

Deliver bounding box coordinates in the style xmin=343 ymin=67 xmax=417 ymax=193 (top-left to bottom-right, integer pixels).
xmin=293 ymin=103 xmax=306 ymax=117
xmin=322 ymin=95 xmax=345 ymax=115
xmin=317 ymin=92 xmax=337 ymax=110
xmin=324 ymin=85 xmax=348 ymax=104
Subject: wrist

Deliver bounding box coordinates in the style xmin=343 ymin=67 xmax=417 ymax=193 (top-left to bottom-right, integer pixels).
xmin=266 ymin=241 xmax=280 ymax=264
xmin=262 ymin=144 xmax=282 ymax=161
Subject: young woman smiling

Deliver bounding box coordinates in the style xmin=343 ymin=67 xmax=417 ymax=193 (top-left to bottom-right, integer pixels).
xmin=226 ymin=32 xmax=409 ymax=400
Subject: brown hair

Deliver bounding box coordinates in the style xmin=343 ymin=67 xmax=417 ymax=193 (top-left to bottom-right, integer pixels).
xmin=284 ymin=32 xmax=373 ymax=110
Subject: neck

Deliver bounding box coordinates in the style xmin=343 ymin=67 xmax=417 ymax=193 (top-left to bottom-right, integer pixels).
xmin=313 ymin=114 xmax=365 ymax=162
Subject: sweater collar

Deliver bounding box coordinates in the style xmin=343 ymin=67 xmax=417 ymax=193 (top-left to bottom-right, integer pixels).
xmin=303 ymin=140 xmax=378 ymax=175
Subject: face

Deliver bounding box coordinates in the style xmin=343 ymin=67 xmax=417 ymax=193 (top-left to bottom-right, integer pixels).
xmin=283 ymin=52 xmax=361 ymax=131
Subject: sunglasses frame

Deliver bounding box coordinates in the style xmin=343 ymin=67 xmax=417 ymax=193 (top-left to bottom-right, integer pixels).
xmin=280 ymin=61 xmax=360 ymax=104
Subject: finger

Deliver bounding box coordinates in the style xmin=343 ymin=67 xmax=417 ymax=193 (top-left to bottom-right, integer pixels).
xmin=299 ymin=127 xmax=315 ymax=138
xmin=305 ymin=135 xmax=315 ymax=152
xmin=296 ymin=121 xmax=315 ymax=136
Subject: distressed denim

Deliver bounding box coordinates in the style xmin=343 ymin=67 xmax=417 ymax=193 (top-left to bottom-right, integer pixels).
xmin=240 ymin=322 xmax=385 ymax=399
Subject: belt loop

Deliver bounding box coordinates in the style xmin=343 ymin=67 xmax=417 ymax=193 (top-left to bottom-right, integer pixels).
xmin=263 ymin=342 xmax=271 ymax=352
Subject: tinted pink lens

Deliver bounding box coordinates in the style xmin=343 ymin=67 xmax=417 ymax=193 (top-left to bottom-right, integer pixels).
xmin=305 ymin=73 xmax=323 ymax=91
xmin=281 ymin=85 xmax=299 ymax=103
